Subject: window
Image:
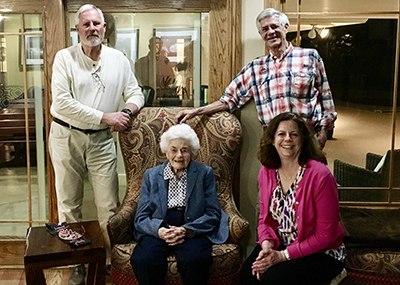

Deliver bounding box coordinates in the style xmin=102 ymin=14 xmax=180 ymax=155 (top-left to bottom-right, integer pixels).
xmin=0 ymin=13 xmax=47 ymax=236
xmin=285 ymin=0 xmax=400 ymax=204
xmin=69 ymin=12 xmax=209 ymax=107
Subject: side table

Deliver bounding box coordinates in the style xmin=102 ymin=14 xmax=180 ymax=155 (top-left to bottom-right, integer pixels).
xmin=24 ymin=220 xmax=106 ymax=285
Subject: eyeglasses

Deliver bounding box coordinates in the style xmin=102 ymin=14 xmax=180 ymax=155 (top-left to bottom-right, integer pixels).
xmin=91 ymin=67 xmax=105 ymax=92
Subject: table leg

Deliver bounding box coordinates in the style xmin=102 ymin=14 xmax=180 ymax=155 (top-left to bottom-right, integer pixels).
xmin=87 ymin=262 xmax=106 ymax=285
xmin=25 ymin=267 xmax=46 ymax=285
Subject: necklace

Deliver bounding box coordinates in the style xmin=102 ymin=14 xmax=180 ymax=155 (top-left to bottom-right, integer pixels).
xmin=279 ymin=167 xmax=298 ymax=181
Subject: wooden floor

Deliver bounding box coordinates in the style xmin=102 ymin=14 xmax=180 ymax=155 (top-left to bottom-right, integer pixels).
xmin=0 ymin=240 xmax=113 ymax=284
xmin=1 ymin=268 xmax=70 ymax=285
xmin=1 ymin=268 xmax=114 ymax=284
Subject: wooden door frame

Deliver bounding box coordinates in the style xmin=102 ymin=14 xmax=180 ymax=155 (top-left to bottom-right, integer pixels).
xmin=9 ymin=0 xmax=242 ymax=222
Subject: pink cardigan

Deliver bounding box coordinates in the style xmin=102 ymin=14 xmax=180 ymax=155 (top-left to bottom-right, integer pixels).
xmin=257 ymin=159 xmax=344 ymax=260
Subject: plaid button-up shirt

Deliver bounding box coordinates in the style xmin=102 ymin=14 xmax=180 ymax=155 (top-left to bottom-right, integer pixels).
xmin=220 ymin=44 xmax=337 ymax=129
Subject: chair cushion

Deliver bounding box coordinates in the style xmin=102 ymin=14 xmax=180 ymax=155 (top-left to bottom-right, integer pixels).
xmin=111 ymin=241 xmax=241 ymax=279
xmin=373 ymin=154 xmax=386 ymax=172
xmin=110 ymin=266 xmax=241 ymax=285
xmin=345 ymin=247 xmax=400 ymax=278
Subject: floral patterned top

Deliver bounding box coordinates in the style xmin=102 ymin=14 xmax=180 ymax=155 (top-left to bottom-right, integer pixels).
xmin=269 ymin=167 xmax=346 ymax=262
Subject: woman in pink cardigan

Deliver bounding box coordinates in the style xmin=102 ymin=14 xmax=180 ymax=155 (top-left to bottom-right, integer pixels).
xmin=240 ymin=112 xmax=346 ymax=285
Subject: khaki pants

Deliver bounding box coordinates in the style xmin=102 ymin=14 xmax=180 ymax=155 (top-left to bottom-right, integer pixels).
xmin=49 ymin=121 xmax=119 ymax=262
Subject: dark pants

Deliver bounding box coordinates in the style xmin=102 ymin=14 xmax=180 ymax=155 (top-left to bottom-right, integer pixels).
xmin=239 ymin=244 xmax=345 ymax=285
xmin=130 ymin=209 xmax=213 ymax=285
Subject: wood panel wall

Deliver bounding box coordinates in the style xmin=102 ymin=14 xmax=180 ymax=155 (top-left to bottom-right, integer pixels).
xmin=209 ymin=0 xmax=242 ymax=102
xmin=265 ymin=0 xmax=285 ymax=10
xmin=0 ymin=0 xmax=46 ymax=13
xmin=66 ymin=0 xmax=211 ymax=13
xmin=43 ymin=0 xmax=66 ymax=222
xmin=1 ymin=0 xmax=242 ymax=222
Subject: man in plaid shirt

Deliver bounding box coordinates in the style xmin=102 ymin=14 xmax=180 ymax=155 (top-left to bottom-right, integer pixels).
xmin=175 ymin=8 xmax=336 ymax=149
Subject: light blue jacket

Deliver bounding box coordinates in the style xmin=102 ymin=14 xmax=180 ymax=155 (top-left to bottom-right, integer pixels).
xmin=134 ymin=160 xmax=229 ymax=244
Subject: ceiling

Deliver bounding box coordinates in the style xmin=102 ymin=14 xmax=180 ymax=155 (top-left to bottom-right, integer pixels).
xmin=284 ymin=0 xmax=398 ymax=14
xmin=281 ymin=0 xmax=399 ymax=32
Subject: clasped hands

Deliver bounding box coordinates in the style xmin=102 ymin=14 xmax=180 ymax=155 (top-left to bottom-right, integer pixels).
xmin=158 ymin=226 xmax=187 ymax=246
xmin=101 ymin=112 xmax=130 ymax=132
xmin=252 ymin=241 xmax=286 ymax=280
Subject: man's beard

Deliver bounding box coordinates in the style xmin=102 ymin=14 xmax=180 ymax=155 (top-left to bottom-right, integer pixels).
xmin=81 ymin=34 xmax=104 ymax=47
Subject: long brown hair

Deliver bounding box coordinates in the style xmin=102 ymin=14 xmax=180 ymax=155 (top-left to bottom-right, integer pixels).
xmin=258 ymin=112 xmax=327 ymax=168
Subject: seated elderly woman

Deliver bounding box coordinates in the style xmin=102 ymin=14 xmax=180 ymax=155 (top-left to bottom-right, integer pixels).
xmin=240 ymin=112 xmax=346 ymax=285
xmin=130 ymin=123 xmax=229 ymax=285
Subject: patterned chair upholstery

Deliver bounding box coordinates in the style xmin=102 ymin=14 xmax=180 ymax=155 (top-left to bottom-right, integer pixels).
xmin=339 ymin=206 xmax=400 ymax=285
xmin=107 ymin=107 xmax=250 ymax=285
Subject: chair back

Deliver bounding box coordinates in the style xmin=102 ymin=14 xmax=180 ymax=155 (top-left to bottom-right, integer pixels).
xmin=118 ymin=107 xmax=242 ymax=224
xmin=381 ymin=149 xmax=400 ymax=187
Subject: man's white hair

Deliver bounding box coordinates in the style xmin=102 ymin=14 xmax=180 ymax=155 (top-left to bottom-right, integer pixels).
xmin=160 ymin=123 xmax=200 ymax=157
xmin=75 ymin=4 xmax=105 ymax=25
xmin=256 ymin=8 xmax=289 ymax=32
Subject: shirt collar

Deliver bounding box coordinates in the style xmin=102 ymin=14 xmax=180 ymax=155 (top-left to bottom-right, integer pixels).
xmin=269 ymin=43 xmax=293 ymax=61
xmin=78 ymin=42 xmax=103 ymax=68
xmin=164 ymin=162 xmax=188 ymax=180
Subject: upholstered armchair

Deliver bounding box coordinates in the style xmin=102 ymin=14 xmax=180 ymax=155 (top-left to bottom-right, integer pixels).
xmin=107 ymin=107 xmax=249 ymax=285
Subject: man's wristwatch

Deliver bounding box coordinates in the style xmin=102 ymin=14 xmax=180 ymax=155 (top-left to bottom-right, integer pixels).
xmin=121 ymin=108 xmax=133 ymax=118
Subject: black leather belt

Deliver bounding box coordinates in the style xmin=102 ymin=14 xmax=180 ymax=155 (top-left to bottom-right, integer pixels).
xmin=53 ymin=117 xmax=109 ymax=134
